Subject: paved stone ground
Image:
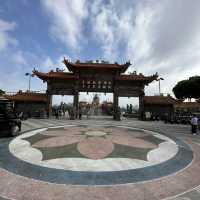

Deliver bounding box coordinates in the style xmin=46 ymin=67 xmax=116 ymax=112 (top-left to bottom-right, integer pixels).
xmin=0 ymin=117 xmax=200 ymax=200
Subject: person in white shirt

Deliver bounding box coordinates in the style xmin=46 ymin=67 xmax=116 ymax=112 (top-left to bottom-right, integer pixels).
xmin=191 ymin=115 xmax=198 ymax=135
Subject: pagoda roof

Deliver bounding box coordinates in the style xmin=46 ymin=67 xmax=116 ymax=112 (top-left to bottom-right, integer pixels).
xmin=116 ymin=73 xmax=158 ymax=85
xmin=144 ymin=96 xmax=177 ymax=105
xmin=4 ymin=91 xmax=47 ymax=102
xmin=33 ymin=70 xmax=78 ymax=82
xmin=175 ymin=101 xmax=200 ymax=107
xmin=0 ymin=96 xmax=9 ymax=101
xmin=63 ymin=58 xmax=130 ymax=73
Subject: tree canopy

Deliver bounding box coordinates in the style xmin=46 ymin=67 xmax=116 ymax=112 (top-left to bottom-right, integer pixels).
xmin=0 ymin=89 xmax=5 ymax=96
xmin=173 ymin=76 xmax=200 ymax=100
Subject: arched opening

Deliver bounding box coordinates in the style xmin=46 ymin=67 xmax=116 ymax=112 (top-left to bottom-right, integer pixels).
xmin=52 ymin=95 xmax=73 ymax=119
xmin=119 ymin=97 xmax=139 ymax=118
xmin=78 ymin=92 xmax=113 ymax=119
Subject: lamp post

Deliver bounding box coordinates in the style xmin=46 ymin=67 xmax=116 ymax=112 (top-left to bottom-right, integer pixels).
xmin=157 ymin=77 xmax=164 ymax=95
xmin=25 ymin=73 xmax=34 ymax=91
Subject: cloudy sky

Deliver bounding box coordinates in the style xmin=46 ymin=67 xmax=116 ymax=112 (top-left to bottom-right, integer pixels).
xmin=0 ymin=0 xmax=200 ymax=105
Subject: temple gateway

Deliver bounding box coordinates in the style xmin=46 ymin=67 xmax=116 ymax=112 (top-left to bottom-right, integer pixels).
xmin=33 ymin=59 xmax=158 ymax=120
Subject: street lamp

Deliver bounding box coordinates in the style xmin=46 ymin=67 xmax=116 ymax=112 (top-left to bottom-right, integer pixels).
xmin=157 ymin=77 xmax=164 ymax=95
xmin=25 ymin=73 xmax=34 ymax=91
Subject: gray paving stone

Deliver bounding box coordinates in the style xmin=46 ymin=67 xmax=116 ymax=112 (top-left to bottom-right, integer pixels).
xmin=14 ymin=118 xmax=200 ymax=199
xmin=174 ymin=190 xmax=200 ymax=200
xmin=0 ymin=196 xmax=10 ymax=200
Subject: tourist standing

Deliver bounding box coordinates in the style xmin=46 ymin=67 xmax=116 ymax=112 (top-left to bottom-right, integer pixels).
xmin=86 ymin=104 xmax=90 ymax=119
xmin=79 ymin=106 xmax=82 ymax=120
xmin=55 ymin=109 xmax=59 ymax=119
xmin=191 ymin=114 xmax=198 ymax=135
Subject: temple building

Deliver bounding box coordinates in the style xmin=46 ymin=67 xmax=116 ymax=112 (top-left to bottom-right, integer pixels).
xmin=4 ymin=91 xmax=47 ymax=118
xmin=174 ymin=101 xmax=200 ymax=113
xmin=144 ymin=95 xmax=200 ymax=120
xmin=143 ymin=95 xmax=177 ymax=120
xmin=33 ymin=58 xmax=158 ymax=119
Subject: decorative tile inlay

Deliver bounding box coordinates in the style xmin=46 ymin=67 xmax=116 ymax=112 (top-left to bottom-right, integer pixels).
xmin=3 ymin=125 xmax=192 ymax=185
xmin=18 ymin=126 xmax=168 ymax=162
xmin=9 ymin=125 xmax=179 ymax=170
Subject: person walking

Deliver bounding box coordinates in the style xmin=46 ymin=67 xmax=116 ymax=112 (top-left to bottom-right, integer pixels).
xmin=79 ymin=106 xmax=82 ymax=120
xmin=85 ymin=104 xmax=89 ymax=119
xmin=55 ymin=109 xmax=59 ymax=119
xmin=191 ymin=114 xmax=198 ymax=135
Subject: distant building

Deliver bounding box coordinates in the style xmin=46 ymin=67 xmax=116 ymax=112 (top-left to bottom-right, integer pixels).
xmin=144 ymin=95 xmax=177 ymax=120
xmin=144 ymin=95 xmax=200 ymax=120
xmin=92 ymin=94 xmax=100 ymax=106
xmin=79 ymin=101 xmax=87 ymax=108
xmin=174 ymin=101 xmax=200 ymax=113
xmin=101 ymin=101 xmax=113 ymax=115
xmin=79 ymin=101 xmax=88 ymax=114
xmin=4 ymin=91 xmax=47 ymax=118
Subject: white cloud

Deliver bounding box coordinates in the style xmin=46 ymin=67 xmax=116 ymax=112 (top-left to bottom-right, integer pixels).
xmin=90 ymin=0 xmax=135 ymax=61
xmin=40 ymin=57 xmax=55 ymax=70
xmin=41 ymin=0 xmax=88 ymax=49
xmin=128 ymin=0 xmax=200 ymax=96
xmin=0 ymin=19 xmax=17 ymax=51
xmin=0 ymin=50 xmax=64 ymax=93
xmin=89 ymin=0 xmax=200 ymax=96
xmin=12 ymin=51 xmax=27 ymax=65
xmin=40 ymin=55 xmax=70 ymax=72
xmin=2 ymin=0 xmax=200 ymax=106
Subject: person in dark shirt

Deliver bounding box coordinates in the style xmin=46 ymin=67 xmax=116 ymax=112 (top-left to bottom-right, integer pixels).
xmin=191 ymin=114 xmax=198 ymax=135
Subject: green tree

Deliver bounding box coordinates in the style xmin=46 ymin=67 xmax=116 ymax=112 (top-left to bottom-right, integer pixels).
xmin=173 ymin=76 xmax=200 ymax=100
xmin=0 ymin=89 xmax=5 ymax=96
xmin=188 ymin=76 xmax=200 ymax=99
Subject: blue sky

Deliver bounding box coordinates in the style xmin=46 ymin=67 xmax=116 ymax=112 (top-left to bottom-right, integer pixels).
xmin=0 ymin=0 xmax=200 ymax=105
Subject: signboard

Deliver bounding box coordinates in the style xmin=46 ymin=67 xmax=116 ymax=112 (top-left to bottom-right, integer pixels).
xmin=79 ymin=79 xmax=113 ymax=92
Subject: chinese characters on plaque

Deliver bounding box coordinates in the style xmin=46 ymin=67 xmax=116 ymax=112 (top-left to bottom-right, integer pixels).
xmin=81 ymin=80 xmax=112 ymax=90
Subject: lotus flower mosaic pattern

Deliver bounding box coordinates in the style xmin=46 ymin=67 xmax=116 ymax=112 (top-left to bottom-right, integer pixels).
xmin=22 ymin=126 xmax=165 ymax=161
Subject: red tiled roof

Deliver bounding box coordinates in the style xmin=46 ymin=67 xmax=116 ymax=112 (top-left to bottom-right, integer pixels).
xmin=0 ymin=96 xmax=9 ymax=101
xmin=63 ymin=58 xmax=130 ymax=73
xmin=175 ymin=102 xmax=200 ymax=108
xmin=116 ymin=74 xmax=158 ymax=84
xmin=4 ymin=92 xmax=47 ymax=102
xmin=33 ymin=70 xmax=78 ymax=82
xmin=144 ymin=96 xmax=177 ymax=105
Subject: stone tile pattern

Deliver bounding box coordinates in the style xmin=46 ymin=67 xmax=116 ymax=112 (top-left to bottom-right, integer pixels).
xmin=22 ymin=126 xmax=162 ymax=161
xmin=0 ymin=118 xmax=200 ymax=200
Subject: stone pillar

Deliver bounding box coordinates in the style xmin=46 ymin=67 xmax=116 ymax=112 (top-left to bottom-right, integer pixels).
xmin=139 ymin=92 xmax=144 ymax=120
xmin=47 ymin=93 xmax=52 ymax=118
xmin=113 ymin=92 xmax=119 ymax=120
xmin=73 ymin=91 xmax=79 ymax=119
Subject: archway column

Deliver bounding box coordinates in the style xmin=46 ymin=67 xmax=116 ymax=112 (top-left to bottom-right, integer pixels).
xmin=47 ymin=92 xmax=52 ymax=118
xmin=73 ymin=91 xmax=79 ymax=119
xmin=139 ymin=92 xmax=144 ymax=120
xmin=113 ymin=92 xmax=119 ymax=120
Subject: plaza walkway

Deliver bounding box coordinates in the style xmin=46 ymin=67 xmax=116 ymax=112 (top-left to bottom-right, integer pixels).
xmin=0 ymin=118 xmax=200 ymax=200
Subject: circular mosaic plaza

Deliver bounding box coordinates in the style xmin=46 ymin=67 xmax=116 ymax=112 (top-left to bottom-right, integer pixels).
xmin=0 ymin=125 xmax=193 ymax=185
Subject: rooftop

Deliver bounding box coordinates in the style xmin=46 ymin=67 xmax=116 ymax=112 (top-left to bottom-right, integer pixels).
xmin=144 ymin=95 xmax=177 ymax=105
xmin=0 ymin=96 xmax=9 ymax=101
xmin=4 ymin=91 xmax=47 ymax=102
xmin=33 ymin=70 xmax=78 ymax=82
xmin=116 ymin=74 xmax=158 ymax=84
xmin=175 ymin=101 xmax=200 ymax=107
xmin=63 ymin=58 xmax=131 ymax=73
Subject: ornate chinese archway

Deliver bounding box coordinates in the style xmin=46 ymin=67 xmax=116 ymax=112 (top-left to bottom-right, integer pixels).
xmin=33 ymin=59 xmax=158 ymax=120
